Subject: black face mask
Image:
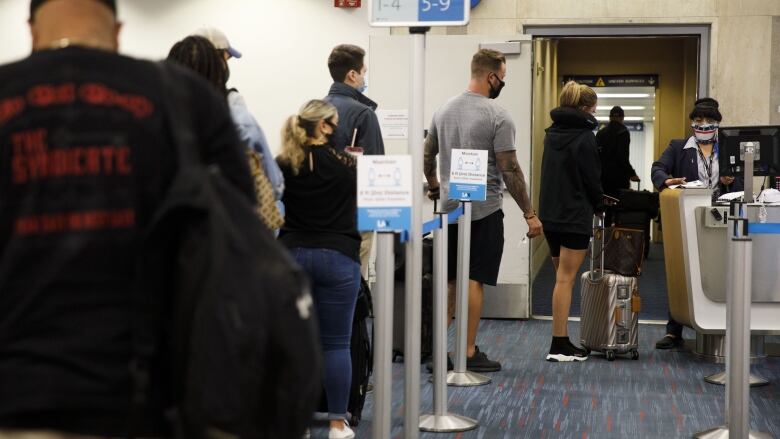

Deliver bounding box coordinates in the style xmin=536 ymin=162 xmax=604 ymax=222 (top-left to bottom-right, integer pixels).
xmin=488 ymin=73 xmax=505 ymax=99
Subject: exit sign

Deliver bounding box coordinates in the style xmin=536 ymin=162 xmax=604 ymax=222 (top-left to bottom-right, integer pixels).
xmin=335 ymin=0 xmax=361 ymax=7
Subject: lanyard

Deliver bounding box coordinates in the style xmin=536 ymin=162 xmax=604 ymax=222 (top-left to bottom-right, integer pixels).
xmin=696 ymin=146 xmax=715 ymax=188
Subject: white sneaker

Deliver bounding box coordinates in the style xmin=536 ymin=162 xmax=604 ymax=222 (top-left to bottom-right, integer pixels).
xmin=328 ymin=420 xmax=355 ymax=439
xmin=302 ymin=428 xmax=311 ymax=439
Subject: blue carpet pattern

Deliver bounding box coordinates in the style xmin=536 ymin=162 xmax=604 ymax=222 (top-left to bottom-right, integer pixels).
xmin=308 ymin=320 xmax=780 ymax=438
xmin=532 ymin=243 xmax=669 ymax=320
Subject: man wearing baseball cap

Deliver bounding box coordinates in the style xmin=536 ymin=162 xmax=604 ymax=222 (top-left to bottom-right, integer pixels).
xmin=192 ymin=27 xmax=286 ymax=218
xmin=192 ymin=26 xmax=242 ymax=59
xmin=0 ymin=1 xmax=257 ymax=437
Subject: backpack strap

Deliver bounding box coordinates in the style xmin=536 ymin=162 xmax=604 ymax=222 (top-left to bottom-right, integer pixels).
xmin=126 ymin=61 xmax=196 ymax=439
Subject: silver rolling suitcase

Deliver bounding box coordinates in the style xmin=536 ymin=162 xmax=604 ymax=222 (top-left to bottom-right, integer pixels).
xmin=580 ymin=215 xmax=641 ymax=361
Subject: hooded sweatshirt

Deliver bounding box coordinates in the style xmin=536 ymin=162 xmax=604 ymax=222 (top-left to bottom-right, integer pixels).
xmin=539 ymin=107 xmax=603 ymax=236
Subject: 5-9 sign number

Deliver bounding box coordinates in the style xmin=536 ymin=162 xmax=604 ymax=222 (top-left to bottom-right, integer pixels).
xmin=422 ymin=0 xmax=451 ymax=11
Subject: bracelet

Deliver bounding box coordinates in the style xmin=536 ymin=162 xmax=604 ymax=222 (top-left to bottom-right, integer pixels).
xmin=524 ymin=211 xmax=536 ymax=220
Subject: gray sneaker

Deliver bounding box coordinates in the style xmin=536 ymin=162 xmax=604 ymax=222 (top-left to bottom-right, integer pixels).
xmin=466 ymin=346 xmax=502 ymax=372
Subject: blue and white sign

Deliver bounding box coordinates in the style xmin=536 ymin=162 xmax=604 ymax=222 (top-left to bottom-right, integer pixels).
xmin=358 ymin=155 xmax=413 ymax=232
xmin=369 ymin=0 xmax=470 ymax=27
xmin=448 ymin=148 xmax=488 ymax=201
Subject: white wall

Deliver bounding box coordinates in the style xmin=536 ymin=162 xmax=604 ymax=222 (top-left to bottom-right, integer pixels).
xmin=0 ymin=0 xmax=389 ymax=153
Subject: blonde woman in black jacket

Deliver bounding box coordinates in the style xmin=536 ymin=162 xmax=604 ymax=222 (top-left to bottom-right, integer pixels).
xmin=539 ymin=81 xmax=603 ymax=362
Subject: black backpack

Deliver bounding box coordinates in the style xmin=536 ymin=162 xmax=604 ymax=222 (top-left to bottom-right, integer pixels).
xmin=130 ymin=62 xmax=322 ymax=439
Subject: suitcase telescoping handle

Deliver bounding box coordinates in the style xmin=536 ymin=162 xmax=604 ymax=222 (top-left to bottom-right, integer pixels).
xmin=589 ymin=214 xmax=605 ymax=281
xmin=635 ymin=180 xmax=641 ymax=191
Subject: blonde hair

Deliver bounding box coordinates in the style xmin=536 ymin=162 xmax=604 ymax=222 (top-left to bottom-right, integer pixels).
xmin=278 ymin=99 xmax=338 ymax=174
xmin=559 ymin=80 xmax=597 ymax=109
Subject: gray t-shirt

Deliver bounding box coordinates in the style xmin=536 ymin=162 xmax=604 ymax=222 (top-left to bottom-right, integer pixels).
xmin=429 ymin=91 xmax=516 ymax=221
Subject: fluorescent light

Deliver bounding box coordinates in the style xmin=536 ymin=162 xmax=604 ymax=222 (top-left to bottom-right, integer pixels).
xmin=596 ymin=93 xmax=651 ymax=98
xmin=596 ymin=116 xmax=645 ymax=121
xmin=596 ymin=106 xmax=646 ymax=111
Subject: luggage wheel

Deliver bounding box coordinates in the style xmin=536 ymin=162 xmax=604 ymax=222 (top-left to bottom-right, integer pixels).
xmin=606 ymin=350 xmax=616 ymax=361
xmin=630 ymin=349 xmax=639 ymax=360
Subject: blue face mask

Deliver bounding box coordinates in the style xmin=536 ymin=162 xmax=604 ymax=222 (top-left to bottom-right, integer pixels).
xmin=358 ymin=73 xmax=368 ymax=94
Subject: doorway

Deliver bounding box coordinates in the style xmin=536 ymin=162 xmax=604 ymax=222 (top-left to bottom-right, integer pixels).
xmin=528 ymin=33 xmax=701 ymax=319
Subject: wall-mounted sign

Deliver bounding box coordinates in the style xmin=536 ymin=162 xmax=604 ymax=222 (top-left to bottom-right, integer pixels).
xmin=562 ymin=75 xmax=659 ymax=88
xmin=369 ymin=0 xmax=469 ymax=27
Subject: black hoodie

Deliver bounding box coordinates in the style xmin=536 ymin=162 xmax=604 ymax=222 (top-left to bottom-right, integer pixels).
xmin=539 ymin=107 xmax=603 ymax=236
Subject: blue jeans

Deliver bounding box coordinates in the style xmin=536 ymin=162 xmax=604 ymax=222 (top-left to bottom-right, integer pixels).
xmin=291 ymin=247 xmax=360 ymax=418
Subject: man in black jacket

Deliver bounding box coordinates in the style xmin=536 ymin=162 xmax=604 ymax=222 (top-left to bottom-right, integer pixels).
xmin=325 ymin=44 xmax=385 ymax=279
xmin=596 ymin=106 xmax=640 ymax=197
xmin=0 ymin=1 xmax=319 ymax=438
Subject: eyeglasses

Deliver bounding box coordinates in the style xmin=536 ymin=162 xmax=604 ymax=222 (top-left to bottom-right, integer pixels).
xmin=325 ymin=119 xmax=338 ymax=129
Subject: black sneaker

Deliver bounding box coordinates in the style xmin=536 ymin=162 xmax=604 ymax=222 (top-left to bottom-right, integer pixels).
xmin=425 ymin=355 xmax=454 ymax=373
xmin=546 ymin=339 xmax=588 ymax=362
xmin=567 ymin=339 xmax=588 ymax=356
xmin=466 ymin=346 xmax=502 ymax=372
xmin=655 ymin=334 xmax=684 ymax=350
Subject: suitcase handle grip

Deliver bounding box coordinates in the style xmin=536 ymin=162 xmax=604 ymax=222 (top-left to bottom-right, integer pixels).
xmin=589 ymin=215 xmax=605 ymax=280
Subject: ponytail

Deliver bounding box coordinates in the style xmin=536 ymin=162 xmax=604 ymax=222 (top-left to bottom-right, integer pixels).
xmin=278 ymin=115 xmax=309 ymax=174
xmin=277 ymin=99 xmax=338 ymax=175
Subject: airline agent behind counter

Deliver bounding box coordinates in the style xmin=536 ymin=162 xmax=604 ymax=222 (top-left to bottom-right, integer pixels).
xmin=650 ymin=97 xmax=743 ymax=350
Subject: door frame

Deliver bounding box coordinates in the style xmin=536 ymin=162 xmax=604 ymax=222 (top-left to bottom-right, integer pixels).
xmin=522 ymin=24 xmax=711 ymax=97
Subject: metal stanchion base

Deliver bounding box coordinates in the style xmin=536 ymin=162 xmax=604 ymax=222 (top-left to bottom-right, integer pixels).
xmin=419 ymin=413 xmax=478 ymax=432
xmin=703 ymin=370 xmax=770 ymax=387
xmin=446 ymin=370 xmax=491 ymax=387
xmin=693 ymin=426 xmax=772 ymax=438
xmin=694 ymin=333 xmax=766 ymax=364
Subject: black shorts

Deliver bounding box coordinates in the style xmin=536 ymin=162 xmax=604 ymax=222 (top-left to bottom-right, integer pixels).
xmin=544 ymin=230 xmax=590 ymax=257
xmin=447 ymin=209 xmax=504 ymax=286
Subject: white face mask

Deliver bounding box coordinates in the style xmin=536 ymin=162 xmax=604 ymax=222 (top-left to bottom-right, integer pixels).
xmin=692 ymin=122 xmax=719 ymax=142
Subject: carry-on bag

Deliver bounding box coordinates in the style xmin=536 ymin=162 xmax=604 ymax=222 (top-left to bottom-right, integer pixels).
xmin=580 ymin=215 xmax=641 ymax=361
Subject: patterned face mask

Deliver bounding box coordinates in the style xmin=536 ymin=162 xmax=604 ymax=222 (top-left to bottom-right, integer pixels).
xmin=692 ymin=122 xmax=719 ymax=142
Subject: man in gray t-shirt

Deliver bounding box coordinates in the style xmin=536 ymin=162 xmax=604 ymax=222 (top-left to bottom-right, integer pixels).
xmin=424 ymin=49 xmax=542 ymax=373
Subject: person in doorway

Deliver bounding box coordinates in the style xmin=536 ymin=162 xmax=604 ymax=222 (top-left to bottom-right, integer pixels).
xmin=650 ymin=97 xmax=742 ymax=349
xmin=191 ymin=27 xmax=286 ymax=227
xmin=597 ymin=105 xmax=640 ymax=225
xmin=424 ymin=49 xmax=543 ymax=373
xmin=0 ymin=0 xmax=262 ymax=436
xmin=325 ymin=43 xmax=384 ymax=280
xmin=277 ymin=100 xmax=360 ymax=439
xmin=539 ymin=81 xmax=603 ymax=362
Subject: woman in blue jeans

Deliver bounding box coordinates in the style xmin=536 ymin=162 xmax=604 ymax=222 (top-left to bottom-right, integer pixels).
xmin=277 ymin=99 xmax=360 ymax=439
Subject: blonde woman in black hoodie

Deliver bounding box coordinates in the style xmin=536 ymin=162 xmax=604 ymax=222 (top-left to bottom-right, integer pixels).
xmin=539 ymin=81 xmax=603 ymax=362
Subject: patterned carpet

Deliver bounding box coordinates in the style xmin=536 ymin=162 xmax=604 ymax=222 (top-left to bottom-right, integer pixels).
xmin=532 ymin=243 xmax=669 ymax=321
xmin=308 ymin=319 xmax=780 ymax=438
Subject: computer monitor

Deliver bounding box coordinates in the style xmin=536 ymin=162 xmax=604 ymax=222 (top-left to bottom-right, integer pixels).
xmin=718 ymin=125 xmax=780 ymax=177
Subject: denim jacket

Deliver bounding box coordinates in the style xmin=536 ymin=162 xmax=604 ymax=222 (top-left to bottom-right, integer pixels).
xmin=228 ymin=90 xmax=285 ymax=201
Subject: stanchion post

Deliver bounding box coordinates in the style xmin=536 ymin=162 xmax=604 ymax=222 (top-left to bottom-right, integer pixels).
xmin=446 ymin=201 xmax=490 ymax=387
xmin=403 ymin=26 xmax=428 ymax=439
xmin=419 ymin=207 xmax=477 ymax=432
xmin=373 ymin=232 xmax=395 ymax=439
